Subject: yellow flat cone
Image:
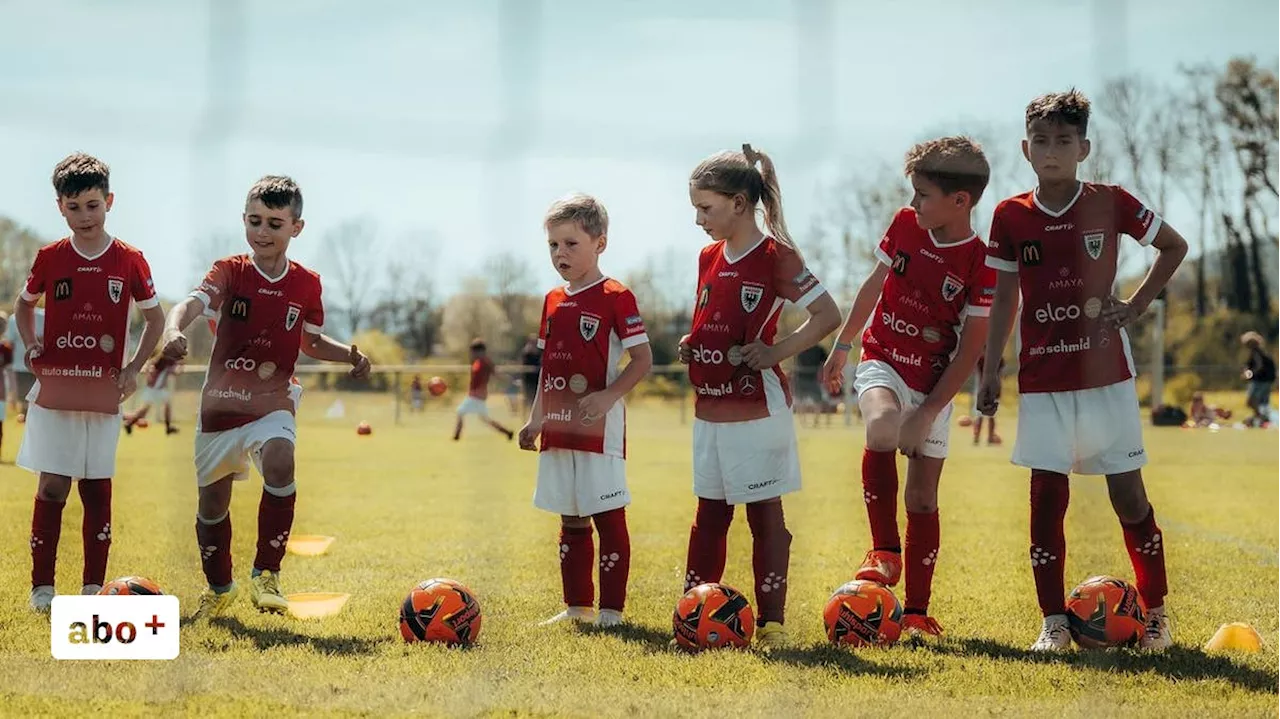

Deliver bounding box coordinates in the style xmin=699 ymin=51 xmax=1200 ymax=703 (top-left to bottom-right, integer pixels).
xmin=1204 ymin=622 xmax=1264 ymax=652
xmin=286 ymin=592 xmax=350 ymax=619
xmin=287 ymin=535 xmax=335 ymax=556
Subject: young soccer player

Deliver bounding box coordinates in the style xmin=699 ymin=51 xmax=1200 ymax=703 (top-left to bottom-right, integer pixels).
xmin=678 ymin=145 xmax=841 ymax=649
xmin=123 ymin=354 xmax=181 ymax=435
xmin=821 ymin=137 xmax=995 ymax=637
xmin=15 ymin=153 xmax=166 ymax=611
xmin=518 ymin=193 xmax=653 ymax=627
xmin=454 ymin=338 xmax=514 ymax=441
xmin=159 ymin=175 xmax=371 ymax=619
xmin=1239 ymin=331 xmax=1275 ymax=426
xmin=978 ymin=90 xmax=1188 ymax=651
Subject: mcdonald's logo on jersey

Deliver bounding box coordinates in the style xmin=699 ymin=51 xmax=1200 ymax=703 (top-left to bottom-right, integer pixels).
xmin=228 ymin=296 xmax=252 ymax=321
xmin=1020 ymin=240 xmax=1043 ymax=266
xmin=53 ymin=278 xmax=73 ymax=301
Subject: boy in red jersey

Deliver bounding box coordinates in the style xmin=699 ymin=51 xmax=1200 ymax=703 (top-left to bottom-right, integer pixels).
xmin=518 ymin=193 xmax=652 ymax=627
xmin=14 ymin=153 xmax=165 ymax=611
xmin=678 ymin=145 xmax=841 ymax=649
xmin=160 ymin=176 xmax=371 ymax=620
xmin=454 ymin=338 xmax=514 ymax=441
xmin=978 ymin=90 xmax=1188 ymax=651
xmin=123 ymin=354 xmax=181 ymax=435
xmin=822 ymin=137 xmax=995 ymax=637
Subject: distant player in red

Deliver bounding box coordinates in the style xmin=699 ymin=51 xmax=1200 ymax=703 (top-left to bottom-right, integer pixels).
xmin=15 ymin=153 xmax=166 ymax=612
xmin=978 ymin=90 xmax=1188 ymax=651
xmin=0 ymin=311 xmax=11 ymax=460
xmin=518 ymin=193 xmax=653 ymax=627
xmin=822 ymin=137 xmax=995 ymax=638
xmin=454 ymin=338 xmax=514 ymax=441
xmin=678 ymin=145 xmax=841 ymax=649
xmin=971 ymin=355 xmax=1004 ymax=445
xmin=122 ymin=354 xmax=181 ymax=435
xmin=160 ymin=176 xmax=371 ymax=620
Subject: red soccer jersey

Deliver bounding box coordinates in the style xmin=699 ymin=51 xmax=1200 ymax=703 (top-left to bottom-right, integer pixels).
xmin=192 ymin=254 xmax=324 ymax=432
xmin=468 ymin=357 xmax=494 ymax=399
xmin=687 ymin=237 xmax=825 ymax=423
xmin=860 ymin=208 xmax=995 ymax=393
xmin=986 ymin=183 xmax=1161 ymax=393
xmin=20 ymin=238 xmax=158 ymax=414
xmin=536 ymin=277 xmax=649 ymax=456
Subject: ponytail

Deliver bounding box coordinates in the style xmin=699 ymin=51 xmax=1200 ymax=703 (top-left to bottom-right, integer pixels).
xmin=741 ymin=144 xmax=799 ymax=259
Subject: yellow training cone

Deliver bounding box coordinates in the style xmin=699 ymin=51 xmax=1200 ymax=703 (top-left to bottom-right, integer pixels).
xmin=287 ymin=535 xmax=336 ymax=557
xmin=1204 ymin=623 xmax=1264 ymax=652
xmin=286 ymin=592 xmax=350 ymax=620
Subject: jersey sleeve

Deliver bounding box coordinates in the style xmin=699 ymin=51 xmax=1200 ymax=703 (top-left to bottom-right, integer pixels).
xmin=536 ymin=294 xmax=551 ymax=350
xmin=130 ymin=251 xmax=160 ymax=309
xmin=875 ymin=208 xmax=910 ymax=267
xmin=304 ymin=275 xmax=324 ymax=335
xmin=772 ymin=243 xmax=825 ymax=308
xmin=20 ymin=246 xmax=50 ymax=302
xmin=985 ymin=204 xmax=1019 ymax=273
xmin=1114 ymin=186 xmax=1162 ymax=246
xmin=192 ymin=259 xmax=231 ymax=312
xmin=964 ymin=261 xmax=997 ymax=318
xmin=611 ymin=289 xmax=649 ymax=349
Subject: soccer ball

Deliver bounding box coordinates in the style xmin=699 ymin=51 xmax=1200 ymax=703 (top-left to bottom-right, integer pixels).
xmin=136 ymin=418 xmax=150 ymax=429
xmin=823 ymin=579 xmax=903 ymax=647
xmin=958 ymin=415 xmax=974 ymax=427
xmin=427 ymin=376 xmax=448 ymax=397
xmin=672 ymin=582 xmax=755 ymax=650
xmin=356 ymin=421 xmax=372 ymax=436
xmin=399 ymin=578 xmax=483 ymax=646
xmin=98 ymin=576 xmax=164 ymax=595
xmin=1066 ymin=575 xmax=1147 ymax=648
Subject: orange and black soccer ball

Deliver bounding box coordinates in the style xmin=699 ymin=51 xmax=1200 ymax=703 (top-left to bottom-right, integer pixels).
xmin=672 ymin=582 xmax=755 ymax=650
xmin=98 ymin=576 xmax=164 ymax=595
xmin=823 ymin=579 xmax=903 ymax=647
xmin=399 ymin=578 xmax=483 ymax=646
xmin=356 ymin=421 xmax=372 ymax=436
xmin=1066 ymin=575 xmax=1147 ymax=648
xmin=427 ymin=376 xmax=448 ymax=397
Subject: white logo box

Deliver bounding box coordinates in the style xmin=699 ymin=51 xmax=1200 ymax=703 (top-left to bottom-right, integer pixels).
xmin=50 ymin=595 xmax=180 ymax=660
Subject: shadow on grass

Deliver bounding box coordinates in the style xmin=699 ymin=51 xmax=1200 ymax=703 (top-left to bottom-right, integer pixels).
xmin=211 ymin=616 xmax=389 ymax=656
xmin=931 ymin=637 xmax=1278 ymax=694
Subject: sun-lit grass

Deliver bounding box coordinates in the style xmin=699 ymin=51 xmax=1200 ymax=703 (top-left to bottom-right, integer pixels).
xmin=0 ymin=392 xmax=1275 ymax=717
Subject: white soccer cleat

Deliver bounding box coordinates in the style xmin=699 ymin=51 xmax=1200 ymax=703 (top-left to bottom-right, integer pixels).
xmin=29 ymin=585 xmax=55 ymax=614
xmin=1139 ymin=607 xmax=1173 ymax=651
xmin=1030 ymin=614 xmax=1072 ymax=652
xmin=81 ymin=584 xmax=102 ymax=596
xmin=539 ymin=606 xmax=595 ymax=626
xmin=594 ymin=609 xmax=624 ymax=627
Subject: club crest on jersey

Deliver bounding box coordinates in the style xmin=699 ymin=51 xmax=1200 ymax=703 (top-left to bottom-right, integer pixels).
xmin=285 ymin=304 xmax=301 ymax=331
xmin=53 ymin=278 xmax=73 ymax=301
xmin=941 ymin=273 xmax=964 ymax=303
xmin=1083 ymin=232 xmax=1104 ymax=260
xmin=107 ymin=277 xmax=124 ymax=304
xmin=579 ymin=313 xmax=600 ymax=341
xmin=740 ymin=283 xmax=765 ymax=313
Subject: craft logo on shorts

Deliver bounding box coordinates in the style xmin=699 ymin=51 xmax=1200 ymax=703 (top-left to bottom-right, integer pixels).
xmin=285 ymin=305 xmax=301 ymax=331
xmin=54 ymin=278 xmax=73 ymax=301
xmin=228 ymin=296 xmax=251 ymax=321
xmin=1020 ymin=240 xmax=1043 ymax=266
xmin=107 ymin=277 xmax=124 ymax=304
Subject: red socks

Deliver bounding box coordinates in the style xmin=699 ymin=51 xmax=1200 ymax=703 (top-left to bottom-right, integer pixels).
xmin=196 ymin=512 xmax=234 ymax=588
xmin=559 ymin=525 xmax=595 ymax=607
xmin=31 ymin=496 xmax=65 ymax=588
xmin=746 ymin=502 xmax=791 ymax=625
xmin=1122 ymin=505 xmax=1167 ymax=609
xmin=904 ymin=509 xmax=939 ymax=613
xmin=1030 ymin=471 xmax=1070 ymax=616
xmin=78 ymin=479 xmax=112 ymax=587
xmin=254 ymin=486 xmax=297 ymax=573
xmin=684 ymin=498 xmax=734 ymax=591
xmin=593 ymin=508 xmax=630 ymax=612
xmin=862 ymin=449 xmax=900 ymax=551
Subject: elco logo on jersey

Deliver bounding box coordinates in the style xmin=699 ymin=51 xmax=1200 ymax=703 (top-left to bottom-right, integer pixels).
xmin=1020 ymin=240 xmax=1043 ymax=266
xmin=740 ymin=283 xmax=764 ymax=313
xmin=940 ymin=274 xmax=964 ymax=303
xmin=1083 ymin=232 xmax=1104 ymax=260
xmin=228 ymin=296 xmax=251 ymax=321
xmin=54 ymin=278 xmax=73 ymax=301
xmin=579 ymin=314 xmax=600 ymax=341
xmin=285 ymin=305 xmax=301 ymax=331
xmin=107 ymin=278 xmax=124 ymax=304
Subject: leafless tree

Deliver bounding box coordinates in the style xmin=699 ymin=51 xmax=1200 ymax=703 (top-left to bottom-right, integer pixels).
xmin=322 ymin=218 xmax=380 ymax=337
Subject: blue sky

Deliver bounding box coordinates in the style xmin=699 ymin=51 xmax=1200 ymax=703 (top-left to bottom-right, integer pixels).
xmin=0 ymin=0 xmax=1276 ymax=306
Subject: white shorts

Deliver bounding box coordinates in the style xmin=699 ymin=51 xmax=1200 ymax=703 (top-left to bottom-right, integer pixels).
xmin=853 ymin=360 xmax=953 ymax=459
xmin=16 ymin=403 xmax=121 ymax=479
xmin=693 ymin=413 xmax=801 ymax=505
xmin=534 ymin=449 xmax=629 ymax=517
xmin=1012 ymin=379 xmax=1147 ymax=476
xmin=457 ymin=396 xmax=490 ymax=417
xmin=140 ymin=386 xmax=171 ymax=405
xmin=194 ymin=410 xmax=297 ymax=487
xmin=0 ymin=401 xmax=5 ymax=421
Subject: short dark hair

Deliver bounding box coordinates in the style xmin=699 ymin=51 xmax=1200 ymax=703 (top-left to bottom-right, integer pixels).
xmin=904 ymin=136 xmax=991 ymax=206
xmin=470 ymin=338 xmax=487 ymax=352
xmin=52 ymin=153 xmax=110 ymax=198
xmin=1025 ymin=89 xmax=1092 ymax=138
xmin=246 ymin=175 xmax=304 ymax=219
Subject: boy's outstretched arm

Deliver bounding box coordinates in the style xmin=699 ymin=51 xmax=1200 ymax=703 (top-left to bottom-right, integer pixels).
xmin=822 ymin=263 xmax=890 ymax=392
xmin=302 ymin=333 xmax=371 ymax=378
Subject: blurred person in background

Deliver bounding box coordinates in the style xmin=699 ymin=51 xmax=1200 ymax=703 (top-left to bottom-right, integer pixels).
xmin=1240 ymin=331 xmax=1275 ymax=427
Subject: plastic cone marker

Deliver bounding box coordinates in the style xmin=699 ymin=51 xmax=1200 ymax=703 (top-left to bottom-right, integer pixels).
xmin=286 ymin=593 xmax=350 ymax=619
xmin=287 ymin=535 xmax=336 ymax=556
xmin=1204 ymin=623 xmax=1264 ymax=652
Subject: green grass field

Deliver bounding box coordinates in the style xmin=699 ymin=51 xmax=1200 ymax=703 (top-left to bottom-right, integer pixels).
xmin=0 ymin=393 xmax=1276 ymax=717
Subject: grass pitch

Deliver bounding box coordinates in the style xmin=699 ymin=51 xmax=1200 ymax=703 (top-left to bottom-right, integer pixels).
xmin=0 ymin=393 xmax=1275 ymax=717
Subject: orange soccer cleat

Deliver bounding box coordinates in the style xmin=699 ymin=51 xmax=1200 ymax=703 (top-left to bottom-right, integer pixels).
xmin=902 ymin=613 xmax=944 ymax=637
xmin=854 ymin=549 xmax=903 ymax=587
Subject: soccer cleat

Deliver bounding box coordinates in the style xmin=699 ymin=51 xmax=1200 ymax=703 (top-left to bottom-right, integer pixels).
xmin=594 ymin=608 xmax=624 ymax=627
xmin=988 ymin=434 xmax=1004 ymax=446
xmin=755 ymin=621 xmax=788 ymax=651
xmin=193 ymin=582 xmax=240 ymax=621
xmin=249 ymin=570 xmax=288 ymax=614
xmin=81 ymin=584 xmax=102 ymax=596
xmin=855 ymin=549 xmax=903 ymax=586
xmin=1139 ymin=607 xmax=1173 ymax=651
xmin=539 ymin=606 xmax=595 ymax=625
xmin=902 ymin=613 xmax=944 ymax=637
xmin=1030 ymin=614 xmax=1072 ymax=652
xmin=29 ymin=585 xmax=55 ymax=614
xmin=166 ymin=427 xmax=180 ymax=435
